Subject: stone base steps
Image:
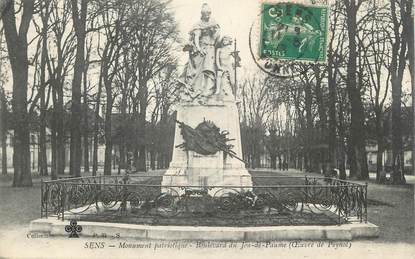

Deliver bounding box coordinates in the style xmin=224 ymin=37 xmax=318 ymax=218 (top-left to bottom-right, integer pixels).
xmin=30 ymin=218 xmax=379 ymax=241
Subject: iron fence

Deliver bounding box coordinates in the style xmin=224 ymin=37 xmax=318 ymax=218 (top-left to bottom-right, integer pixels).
xmin=40 ymin=175 xmax=367 ymax=226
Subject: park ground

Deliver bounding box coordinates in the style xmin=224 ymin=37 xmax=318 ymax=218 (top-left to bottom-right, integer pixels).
xmin=0 ymin=169 xmax=414 ymax=259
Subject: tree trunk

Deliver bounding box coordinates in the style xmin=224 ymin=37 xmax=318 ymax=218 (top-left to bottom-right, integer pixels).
xmin=119 ymin=48 xmax=130 ymax=173
xmin=10 ymin=50 xmax=32 ymax=187
xmin=92 ymin=69 xmax=103 ymax=176
xmin=270 ymin=153 xmax=276 ymax=169
xmin=50 ymin=77 xmax=57 ymax=179
xmin=138 ymin=145 xmax=146 ymax=171
xmin=150 ymin=150 xmax=156 ymax=170
xmin=119 ymin=143 xmax=126 ymax=172
xmin=337 ymin=95 xmax=347 ymax=180
xmin=83 ymin=61 xmax=89 ymax=173
xmin=137 ymin=82 xmax=148 ymax=172
xmin=2 ymin=0 xmax=34 ymax=187
xmin=328 ymin=65 xmax=337 ymax=173
xmin=346 ymin=87 xmax=368 ymax=179
xmin=407 ymin=0 xmax=415 ymax=177
xmin=83 ymin=132 xmax=89 ymax=172
xmin=412 ymin=49 xmax=415 ymax=178
xmin=39 ymin=5 xmax=49 ymax=176
xmin=345 ymin=0 xmax=368 ymax=180
xmin=0 ymin=88 xmax=7 ymax=175
xmin=1 ymin=128 xmax=6 ymax=175
xmin=375 ymin=110 xmax=384 ymax=182
xmin=104 ymin=88 xmax=113 ymax=176
xmin=51 ymin=103 xmax=57 ymax=180
xmin=70 ymin=0 xmax=87 ymax=177
xmin=118 ymin=86 xmax=127 ymax=173
xmin=338 ymin=142 xmax=347 ymax=179
xmin=304 ymin=80 xmax=313 ymax=172
xmin=314 ymin=66 xmax=328 ymax=174
xmin=391 ymin=74 xmax=405 ymax=183
xmin=389 ymin=0 xmax=408 ymax=184
xmin=56 ymin=80 xmax=65 ymax=175
xmin=133 ymin=147 xmax=139 ymax=171
xmin=376 ymin=141 xmax=384 ymax=182
xmin=391 ymin=81 xmax=405 ymax=183
xmin=159 ymin=154 xmax=163 ymax=169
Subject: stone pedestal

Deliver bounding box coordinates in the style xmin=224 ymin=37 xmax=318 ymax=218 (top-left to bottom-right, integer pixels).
xmin=161 ymin=99 xmax=252 ymax=194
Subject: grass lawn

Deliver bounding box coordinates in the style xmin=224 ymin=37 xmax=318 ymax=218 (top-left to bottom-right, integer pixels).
xmin=0 ymin=174 xmax=42 ymax=232
xmin=366 ymin=183 xmax=414 ymax=243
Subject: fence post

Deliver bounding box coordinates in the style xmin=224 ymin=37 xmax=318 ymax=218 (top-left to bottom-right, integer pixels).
xmin=45 ymin=183 xmax=49 ymax=219
xmin=41 ymin=179 xmax=43 ymax=218
xmin=337 ymin=186 xmax=342 ymax=225
xmin=61 ymin=184 xmax=65 ymax=221
xmin=344 ymin=184 xmax=354 ymax=221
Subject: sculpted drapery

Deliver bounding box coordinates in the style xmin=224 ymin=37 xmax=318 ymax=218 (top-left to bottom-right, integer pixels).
xmin=179 ymin=4 xmax=234 ymax=102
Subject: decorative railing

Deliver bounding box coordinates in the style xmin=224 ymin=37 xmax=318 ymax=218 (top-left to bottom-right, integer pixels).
xmin=40 ymin=175 xmax=367 ymax=226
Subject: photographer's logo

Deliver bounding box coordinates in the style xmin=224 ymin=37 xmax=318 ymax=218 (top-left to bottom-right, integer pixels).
xmin=65 ymin=220 xmax=82 ymax=238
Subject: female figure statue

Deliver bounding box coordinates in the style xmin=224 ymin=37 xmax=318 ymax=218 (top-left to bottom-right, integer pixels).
xmin=180 ymin=3 xmax=221 ymax=100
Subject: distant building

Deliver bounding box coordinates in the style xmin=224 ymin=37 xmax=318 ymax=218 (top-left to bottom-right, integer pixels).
xmin=366 ymin=141 xmax=412 ymax=172
xmin=366 ymin=106 xmax=413 ymax=173
xmin=0 ymin=128 xmax=106 ymax=171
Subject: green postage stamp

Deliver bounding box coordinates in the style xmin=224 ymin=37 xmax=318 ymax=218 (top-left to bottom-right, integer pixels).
xmin=259 ymin=2 xmax=329 ymax=62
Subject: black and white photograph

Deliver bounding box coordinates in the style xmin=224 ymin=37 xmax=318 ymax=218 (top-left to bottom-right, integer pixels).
xmin=0 ymin=0 xmax=413 ymax=258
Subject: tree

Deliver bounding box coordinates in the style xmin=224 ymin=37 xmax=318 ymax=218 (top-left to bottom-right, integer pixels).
xmin=337 ymin=86 xmax=349 ymax=179
xmin=296 ymin=65 xmax=326 ymax=172
xmin=147 ymin=64 xmax=179 ymax=169
xmin=92 ymin=63 xmax=103 ymax=176
xmin=0 ymin=26 xmax=9 ymax=176
xmin=327 ymin=0 xmax=347 ymax=179
xmin=0 ymin=87 xmax=8 ymax=175
xmin=312 ymin=65 xmax=329 ymax=174
xmin=240 ymin=75 xmax=275 ymax=168
xmin=344 ymin=0 xmax=369 ymax=180
xmin=35 ymin=0 xmax=53 ymax=176
xmin=2 ymin=0 xmax=35 ymax=186
xmin=47 ymin=0 xmax=76 ymax=179
xmin=360 ymin=5 xmax=391 ymax=182
xmin=113 ymin=44 xmax=133 ymax=173
xmin=265 ymin=118 xmax=283 ymax=170
xmin=388 ymin=0 xmax=412 ymax=184
xmin=70 ymin=0 xmax=88 ymax=177
xmin=407 ymin=1 xmax=415 ymax=175
xmin=82 ymin=38 xmax=93 ymax=173
xmin=128 ymin=0 xmax=179 ymax=171
xmin=95 ymin=0 xmax=125 ymax=176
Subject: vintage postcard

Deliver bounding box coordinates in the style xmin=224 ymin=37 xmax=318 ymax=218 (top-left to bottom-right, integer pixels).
xmin=0 ymin=0 xmax=414 ymax=258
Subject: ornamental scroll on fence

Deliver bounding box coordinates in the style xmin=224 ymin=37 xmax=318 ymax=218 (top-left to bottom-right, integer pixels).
xmin=40 ymin=175 xmax=367 ymax=226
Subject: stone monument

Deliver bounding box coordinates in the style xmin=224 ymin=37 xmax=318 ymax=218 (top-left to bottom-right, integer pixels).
xmin=161 ymin=3 xmax=252 ymax=193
